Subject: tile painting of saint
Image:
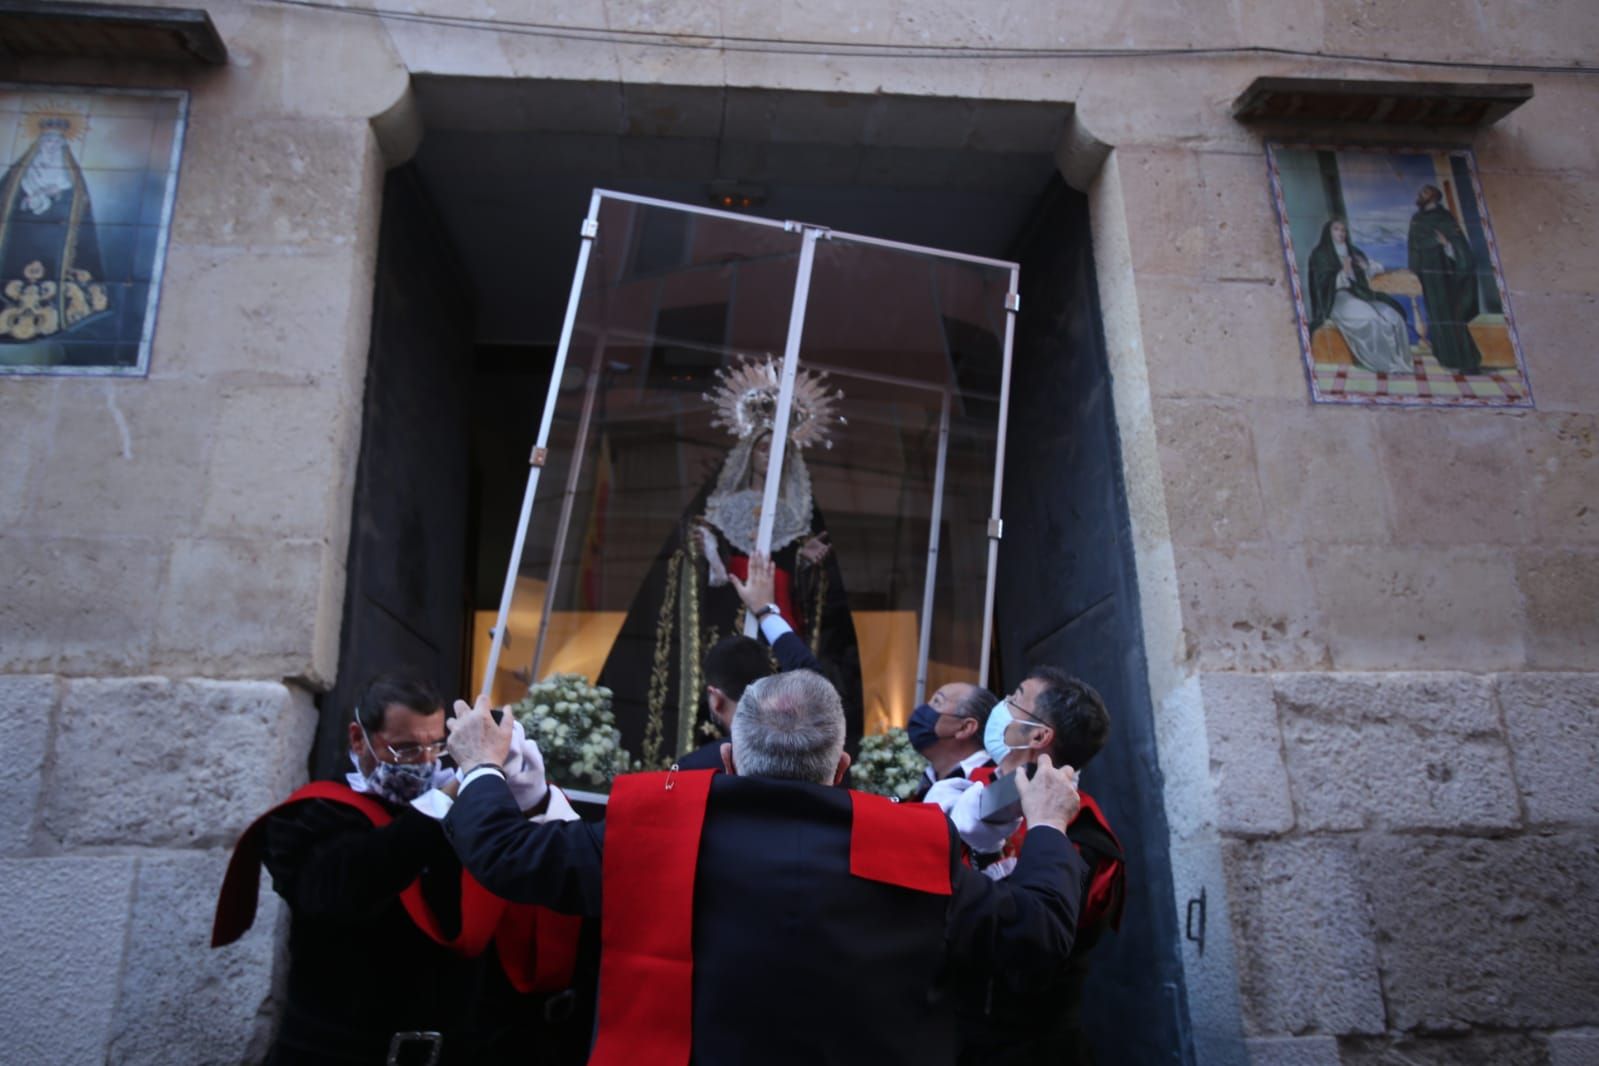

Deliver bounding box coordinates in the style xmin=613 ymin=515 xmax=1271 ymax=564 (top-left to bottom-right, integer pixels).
xmin=1267 ymin=143 xmax=1530 ymax=408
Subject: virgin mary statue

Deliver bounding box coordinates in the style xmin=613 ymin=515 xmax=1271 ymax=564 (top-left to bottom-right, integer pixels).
xmin=598 ymin=358 xmax=863 ymax=769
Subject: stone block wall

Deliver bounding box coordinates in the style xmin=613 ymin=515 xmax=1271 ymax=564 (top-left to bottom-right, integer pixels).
xmin=1207 ymin=673 xmax=1599 ymax=1061
xmin=1077 ymin=9 xmax=1599 ymax=1056
xmin=0 ymin=675 xmax=315 ymax=1064
xmin=0 ymin=4 xmax=408 ymax=1062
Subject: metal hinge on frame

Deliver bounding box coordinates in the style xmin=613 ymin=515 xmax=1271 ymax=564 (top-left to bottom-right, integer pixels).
xmin=1185 ymin=887 xmax=1207 ymax=957
xmin=580 ymin=218 xmax=598 ymax=239
xmin=1004 ymin=291 xmax=1021 ymax=313
xmin=783 ymin=220 xmax=833 ymax=239
xmin=530 ymin=446 xmax=548 ymax=467
xmin=987 ymin=518 xmax=1004 ymax=540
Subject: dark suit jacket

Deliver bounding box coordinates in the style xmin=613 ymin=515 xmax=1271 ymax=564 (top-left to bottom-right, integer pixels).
xmin=445 ymin=773 xmax=1086 ymax=1066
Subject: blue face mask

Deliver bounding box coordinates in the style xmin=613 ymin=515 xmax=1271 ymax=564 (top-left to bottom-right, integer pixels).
xmin=982 ymin=700 xmax=1042 ymax=766
xmin=906 ymin=704 xmax=941 ymax=753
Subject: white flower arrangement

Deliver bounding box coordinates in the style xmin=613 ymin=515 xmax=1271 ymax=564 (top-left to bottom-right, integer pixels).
xmin=510 ymin=673 xmax=635 ymax=790
xmin=851 ymin=728 xmax=926 ymax=801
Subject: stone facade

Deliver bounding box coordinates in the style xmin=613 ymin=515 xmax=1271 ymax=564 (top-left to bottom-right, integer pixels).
xmin=1 ymin=0 xmax=1596 ymax=1062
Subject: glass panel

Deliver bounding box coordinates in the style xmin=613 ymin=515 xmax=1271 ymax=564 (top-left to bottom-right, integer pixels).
xmin=476 ymin=194 xmax=1013 ymax=794
xmin=793 ymin=236 xmax=1011 ymax=739
xmin=478 ymin=198 xmax=806 ymax=788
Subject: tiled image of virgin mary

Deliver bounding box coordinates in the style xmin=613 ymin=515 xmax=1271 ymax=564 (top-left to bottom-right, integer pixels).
xmin=0 ymin=116 xmax=113 ymax=345
xmin=0 ymin=88 xmax=187 ymax=376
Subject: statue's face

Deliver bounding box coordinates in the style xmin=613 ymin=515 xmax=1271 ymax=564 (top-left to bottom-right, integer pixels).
xmin=1330 ymin=220 xmax=1347 ymax=243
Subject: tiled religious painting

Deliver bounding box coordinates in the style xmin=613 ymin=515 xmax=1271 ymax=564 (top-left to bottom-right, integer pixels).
xmin=0 ymin=86 xmax=188 ymax=376
xmin=1266 ymin=143 xmax=1531 ymax=407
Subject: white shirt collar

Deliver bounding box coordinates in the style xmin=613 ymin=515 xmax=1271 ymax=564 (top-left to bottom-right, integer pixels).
xmin=959 ymin=748 xmax=995 ymax=775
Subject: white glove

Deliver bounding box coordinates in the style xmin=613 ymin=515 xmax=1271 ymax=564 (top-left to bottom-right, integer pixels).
xmin=948 ymin=780 xmax=1020 ymax=856
xmin=503 ymin=719 xmax=550 ymax=812
xmin=924 ymin=775 xmax=975 ymax=814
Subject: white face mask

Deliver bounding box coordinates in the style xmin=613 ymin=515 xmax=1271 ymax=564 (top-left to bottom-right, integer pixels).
xmin=982 ymin=699 xmax=1044 ymax=766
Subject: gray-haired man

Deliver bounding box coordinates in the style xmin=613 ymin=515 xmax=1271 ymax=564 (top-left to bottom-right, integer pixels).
xmin=443 ymin=669 xmax=1088 ymax=1066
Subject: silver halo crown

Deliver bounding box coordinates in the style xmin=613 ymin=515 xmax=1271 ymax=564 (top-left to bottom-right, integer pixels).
xmin=704 ymin=356 xmax=846 ymax=450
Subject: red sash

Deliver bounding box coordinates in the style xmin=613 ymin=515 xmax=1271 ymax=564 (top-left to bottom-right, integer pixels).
xmin=211 ymin=781 xmax=581 ymax=993
xmin=964 ymin=768 xmax=1126 ymax=932
xmin=848 ymin=789 xmax=953 ymax=894
xmin=588 ymin=771 xmax=952 ymax=1065
xmin=588 ymin=770 xmax=716 ymax=1066
xmin=1071 ymin=792 xmax=1127 ymax=933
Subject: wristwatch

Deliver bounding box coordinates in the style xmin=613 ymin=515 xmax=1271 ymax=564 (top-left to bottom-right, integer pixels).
xmin=756 ymin=603 xmax=782 ymax=619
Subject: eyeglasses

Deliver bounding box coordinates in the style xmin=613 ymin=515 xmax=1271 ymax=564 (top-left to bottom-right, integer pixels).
xmin=1005 ymin=696 xmax=1047 ymax=729
xmin=374 ymin=739 xmax=449 ymax=763
xmin=359 ymin=721 xmax=448 ymax=764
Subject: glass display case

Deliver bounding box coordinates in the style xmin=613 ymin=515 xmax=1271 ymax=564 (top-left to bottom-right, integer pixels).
xmin=474 ymin=191 xmax=1018 ymax=796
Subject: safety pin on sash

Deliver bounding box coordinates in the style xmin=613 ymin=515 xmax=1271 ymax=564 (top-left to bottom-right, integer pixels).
xmin=665 ymin=763 xmax=680 ymax=790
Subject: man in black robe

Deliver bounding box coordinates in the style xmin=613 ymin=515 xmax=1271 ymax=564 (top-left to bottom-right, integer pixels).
xmin=215 ymin=675 xmax=591 ymax=1066
xmin=1407 ymin=184 xmax=1485 ymax=372
xmin=443 ymin=671 xmax=1088 ymax=1066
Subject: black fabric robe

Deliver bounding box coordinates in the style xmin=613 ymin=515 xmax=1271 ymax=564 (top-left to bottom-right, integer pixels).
xmin=260 ymin=798 xmax=593 ymax=1066
xmin=597 ymin=497 xmax=862 ymax=770
xmin=1407 ymin=204 xmax=1485 ymax=372
xmin=444 ymin=772 xmax=1087 ymax=1066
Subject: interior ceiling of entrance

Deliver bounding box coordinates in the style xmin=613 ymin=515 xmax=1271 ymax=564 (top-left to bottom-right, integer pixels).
xmin=411 ymin=77 xmax=1067 ymax=345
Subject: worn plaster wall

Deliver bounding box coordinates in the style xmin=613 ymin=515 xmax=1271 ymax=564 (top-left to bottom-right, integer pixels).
xmin=2 ymin=1 xmax=1597 ymax=1063
xmin=0 ymin=2 xmax=406 ymax=1061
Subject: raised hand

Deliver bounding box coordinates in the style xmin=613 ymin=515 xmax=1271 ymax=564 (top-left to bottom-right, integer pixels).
xmin=1014 ymin=754 xmax=1082 ymax=835
xmin=446 ymin=694 xmax=515 ymax=773
xmin=729 ymin=552 xmax=777 ymax=614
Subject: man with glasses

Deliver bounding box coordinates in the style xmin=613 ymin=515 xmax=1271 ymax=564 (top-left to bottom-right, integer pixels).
xmin=927 ymin=666 xmax=1126 ymax=1065
xmin=211 ymin=674 xmax=589 ymax=1066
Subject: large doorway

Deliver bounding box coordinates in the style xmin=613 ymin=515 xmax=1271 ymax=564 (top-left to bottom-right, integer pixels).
xmin=327 ymin=78 xmax=1192 ymax=1064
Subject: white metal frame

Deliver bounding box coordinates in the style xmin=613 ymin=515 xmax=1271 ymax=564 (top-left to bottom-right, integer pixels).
xmin=480 ymin=192 xmax=604 ymax=692
xmin=481 ymin=189 xmax=1020 ymax=723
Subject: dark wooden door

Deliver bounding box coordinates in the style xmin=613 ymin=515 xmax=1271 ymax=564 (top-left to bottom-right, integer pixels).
xmin=996 ymin=177 xmax=1195 ymax=1065
xmin=315 ymin=165 xmax=475 ymax=779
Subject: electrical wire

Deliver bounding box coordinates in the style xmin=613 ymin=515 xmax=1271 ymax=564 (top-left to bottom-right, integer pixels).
xmin=259 ymin=0 xmax=1596 ymax=76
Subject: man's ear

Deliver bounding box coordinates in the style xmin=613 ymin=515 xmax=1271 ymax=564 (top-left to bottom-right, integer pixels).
xmin=831 ymin=750 xmax=852 ymax=787
xmin=720 ymin=742 xmax=736 ymax=776
xmin=955 ymin=715 xmax=980 ymax=740
xmin=347 ymin=721 xmax=365 ymax=754
xmin=1029 ymin=725 xmax=1055 ymax=753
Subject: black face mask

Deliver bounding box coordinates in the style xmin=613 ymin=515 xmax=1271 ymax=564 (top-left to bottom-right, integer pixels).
xmin=906 ymin=704 xmax=941 ymax=754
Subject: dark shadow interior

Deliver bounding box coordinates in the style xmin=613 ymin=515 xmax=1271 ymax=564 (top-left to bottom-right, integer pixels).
xmin=324 ymin=77 xmax=1190 ymax=1065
